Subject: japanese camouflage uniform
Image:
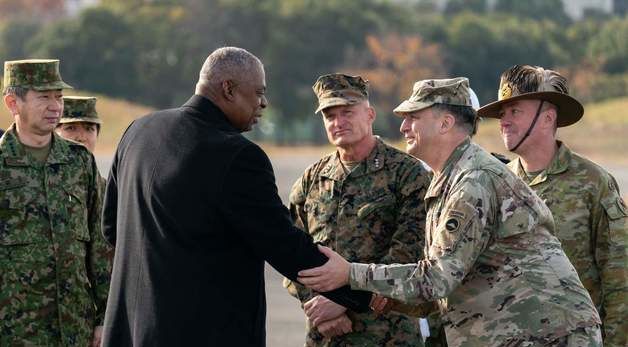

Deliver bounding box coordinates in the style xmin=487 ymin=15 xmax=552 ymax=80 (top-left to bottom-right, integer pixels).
xmin=60 ymin=96 xmax=107 ymax=193
xmin=0 ymin=59 xmax=111 ymax=346
xmin=283 ymin=73 xmax=431 ymax=346
xmin=478 ymin=65 xmax=628 ymax=347
xmin=349 ymin=78 xmax=602 ymax=347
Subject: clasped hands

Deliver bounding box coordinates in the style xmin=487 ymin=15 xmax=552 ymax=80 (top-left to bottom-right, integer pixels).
xmin=298 ymin=245 xmax=395 ymax=338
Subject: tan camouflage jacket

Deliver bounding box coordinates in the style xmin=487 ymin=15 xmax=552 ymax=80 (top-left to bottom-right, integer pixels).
xmin=349 ymin=139 xmax=601 ymax=347
xmin=0 ymin=125 xmax=112 ymax=346
xmin=509 ymin=142 xmax=628 ymax=347
xmin=285 ymin=137 xmax=431 ymax=346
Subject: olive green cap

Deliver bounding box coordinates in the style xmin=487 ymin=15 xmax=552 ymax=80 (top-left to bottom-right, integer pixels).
xmin=59 ymin=96 xmax=101 ymax=125
xmin=393 ymin=77 xmax=472 ymax=116
xmin=3 ymin=59 xmax=73 ymax=92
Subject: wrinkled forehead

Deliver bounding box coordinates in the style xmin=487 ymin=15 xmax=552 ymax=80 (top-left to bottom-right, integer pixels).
xmin=499 ymin=98 xmax=540 ymax=111
xmin=321 ymin=101 xmax=367 ymax=116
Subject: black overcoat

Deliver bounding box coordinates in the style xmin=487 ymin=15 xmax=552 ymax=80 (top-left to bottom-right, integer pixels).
xmin=100 ymin=95 xmax=370 ymax=346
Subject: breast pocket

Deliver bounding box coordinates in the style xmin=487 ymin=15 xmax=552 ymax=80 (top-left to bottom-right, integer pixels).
xmin=0 ymin=179 xmax=42 ymax=246
xmin=304 ymin=199 xmax=336 ymax=243
xmin=63 ymin=186 xmax=91 ymax=242
xmin=356 ymin=194 xmax=396 ymax=246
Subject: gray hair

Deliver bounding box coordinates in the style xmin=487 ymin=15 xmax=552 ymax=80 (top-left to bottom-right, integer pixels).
xmin=3 ymin=86 xmax=29 ymax=99
xmin=431 ymin=103 xmax=478 ymax=136
xmin=195 ymin=47 xmax=263 ymax=95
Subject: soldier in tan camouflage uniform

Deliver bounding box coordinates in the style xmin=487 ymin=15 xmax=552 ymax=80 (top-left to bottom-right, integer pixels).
xmin=0 ymin=59 xmax=111 ymax=347
xmin=283 ymin=73 xmax=430 ymax=346
xmin=298 ymin=77 xmax=603 ymax=346
xmin=55 ymin=96 xmax=107 ymax=193
xmin=478 ymin=65 xmax=628 ymax=347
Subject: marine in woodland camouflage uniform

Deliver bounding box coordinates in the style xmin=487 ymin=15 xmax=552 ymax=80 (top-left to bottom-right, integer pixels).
xmin=284 ymin=73 xmax=430 ymax=346
xmin=56 ymin=96 xmax=107 ymax=194
xmin=478 ymin=64 xmax=628 ymax=347
xmin=298 ymin=78 xmax=602 ymax=346
xmin=0 ymin=59 xmax=111 ymax=346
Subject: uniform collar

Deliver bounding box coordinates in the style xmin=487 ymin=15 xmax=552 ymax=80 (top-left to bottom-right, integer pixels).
xmin=320 ymin=136 xmax=387 ymax=181
xmin=425 ymin=137 xmax=471 ymax=200
xmin=0 ymin=123 xmax=72 ymax=167
xmin=511 ymin=141 xmax=570 ymax=186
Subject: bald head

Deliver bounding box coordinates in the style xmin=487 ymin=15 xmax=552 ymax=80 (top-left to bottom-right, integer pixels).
xmin=195 ymin=47 xmax=263 ymax=98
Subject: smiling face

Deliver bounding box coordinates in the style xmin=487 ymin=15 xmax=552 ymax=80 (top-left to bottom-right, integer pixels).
xmin=55 ymin=121 xmax=99 ymax=152
xmin=498 ymin=99 xmax=547 ymax=153
xmin=399 ymin=107 xmax=441 ymax=159
xmin=227 ymin=64 xmax=268 ymax=132
xmin=321 ymin=101 xmax=374 ymax=148
xmin=10 ymin=89 xmax=64 ymax=137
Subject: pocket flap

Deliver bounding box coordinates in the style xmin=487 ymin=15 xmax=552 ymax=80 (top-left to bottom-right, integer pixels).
xmin=357 ymin=195 xmax=395 ymax=219
xmin=601 ymin=195 xmax=628 ymax=220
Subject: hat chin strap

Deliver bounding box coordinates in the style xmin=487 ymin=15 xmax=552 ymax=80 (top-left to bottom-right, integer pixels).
xmin=508 ymin=100 xmax=544 ymax=152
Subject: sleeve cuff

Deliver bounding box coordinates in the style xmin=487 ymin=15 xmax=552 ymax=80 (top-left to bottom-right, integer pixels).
xmin=349 ymin=263 xmax=371 ymax=291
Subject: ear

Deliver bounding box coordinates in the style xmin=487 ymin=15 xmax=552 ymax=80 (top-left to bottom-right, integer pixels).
xmin=543 ymin=107 xmax=557 ymax=129
xmin=439 ymin=112 xmax=456 ymax=134
xmin=221 ymin=80 xmax=237 ymax=101
xmin=3 ymin=93 xmax=19 ymax=116
xmin=367 ymin=106 xmax=376 ymax=123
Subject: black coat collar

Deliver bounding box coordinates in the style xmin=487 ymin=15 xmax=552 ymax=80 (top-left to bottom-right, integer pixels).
xmin=182 ymin=94 xmax=238 ymax=132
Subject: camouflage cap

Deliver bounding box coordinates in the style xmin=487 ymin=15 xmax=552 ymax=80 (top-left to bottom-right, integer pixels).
xmin=3 ymin=59 xmax=73 ymax=93
xmin=393 ymin=77 xmax=472 ymax=116
xmin=477 ymin=65 xmax=583 ymax=127
xmin=312 ymin=73 xmax=369 ymax=114
xmin=59 ymin=96 xmax=101 ymax=125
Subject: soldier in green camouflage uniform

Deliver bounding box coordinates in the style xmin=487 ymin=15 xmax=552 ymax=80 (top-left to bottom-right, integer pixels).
xmin=56 ymin=96 xmax=107 ymax=194
xmin=283 ymin=73 xmax=430 ymax=346
xmin=298 ymin=77 xmax=602 ymax=347
xmin=477 ymin=65 xmax=628 ymax=347
xmin=0 ymin=59 xmax=111 ymax=346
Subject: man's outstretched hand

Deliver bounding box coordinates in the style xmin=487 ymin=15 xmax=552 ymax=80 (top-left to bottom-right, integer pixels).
xmin=298 ymin=245 xmax=351 ymax=292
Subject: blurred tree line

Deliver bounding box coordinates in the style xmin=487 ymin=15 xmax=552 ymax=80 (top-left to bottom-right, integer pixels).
xmin=1 ymin=0 xmax=627 ymax=143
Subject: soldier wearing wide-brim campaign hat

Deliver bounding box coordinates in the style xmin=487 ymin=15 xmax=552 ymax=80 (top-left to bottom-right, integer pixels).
xmin=312 ymin=73 xmax=369 ymax=114
xmin=477 ymin=65 xmax=583 ymax=127
xmin=3 ymin=59 xmax=73 ymax=93
xmin=480 ymin=65 xmax=628 ymax=346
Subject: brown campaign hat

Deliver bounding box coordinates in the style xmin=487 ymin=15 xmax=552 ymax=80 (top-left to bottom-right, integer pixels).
xmin=477 ymin=65 xmax=583 ymax=127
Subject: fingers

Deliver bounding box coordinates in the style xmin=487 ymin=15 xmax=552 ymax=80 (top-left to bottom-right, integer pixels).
xmin=297 ymin=278 xmax=331 ymax=292
xmin=339 ymin=316 xmax=353 ymax=334
xmin=298 ymin=265 xmax=324 ymax=278
xmin=316 ymin=314 xmax=352 ymax=338
xmin=317 ymin=244 xmax=335 ymax=257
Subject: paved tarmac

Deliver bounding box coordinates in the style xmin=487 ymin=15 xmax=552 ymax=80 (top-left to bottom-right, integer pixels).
xmin=97 ymin=151 xmax=628 ymax=347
